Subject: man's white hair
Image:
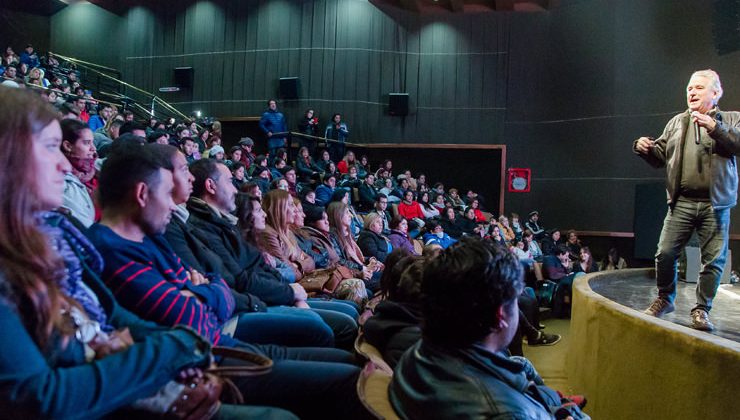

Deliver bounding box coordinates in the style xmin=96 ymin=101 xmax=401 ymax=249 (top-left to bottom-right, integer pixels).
xmin=691 ymin=69 xmax=723 ymax=102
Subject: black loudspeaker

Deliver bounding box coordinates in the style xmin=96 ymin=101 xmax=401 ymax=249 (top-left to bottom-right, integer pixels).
xmin=174 ymin=67 xmax=193 ymax=89
xmin=279 ymin=77 xmax=299 ymax=99
xmin=389 ymin=93 xmax=409 ymax=116
xmin=633 ymin=182 xmax=666 ymax=259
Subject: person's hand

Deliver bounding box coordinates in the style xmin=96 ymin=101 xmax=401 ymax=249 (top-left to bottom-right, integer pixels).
xmin=289 ymin=283 xmax=308 ymax=302
xmin=691 ymin=111 xmax=717 ymax=132
xmin=294 ymin=300 xmax=310 ymax=309
xmin=180 ymin=289 xmax=197 ymax=299
xmin=188 ymin=269 xmax=209 ymax=286
xmin=361 ymin=265 xmax=373 ymax=280
xmin=634 ymin=137 xmax=654 ymax=154
xmin=90 ymin=328 xmax=134 ymax=359
xmin=172 ymin=369 xmax=222 ymax=420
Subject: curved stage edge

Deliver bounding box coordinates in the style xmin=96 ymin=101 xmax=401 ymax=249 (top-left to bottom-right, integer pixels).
xmin=568 ymin=269 xmax=740 ymax=420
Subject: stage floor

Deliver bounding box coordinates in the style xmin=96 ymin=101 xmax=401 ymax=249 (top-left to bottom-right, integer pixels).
xmin=589 ymin=271 xmax=740 ymax=343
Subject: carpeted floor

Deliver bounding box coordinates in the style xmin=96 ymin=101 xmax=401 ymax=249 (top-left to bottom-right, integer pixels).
xmin=523 ymin=318 xmax=578 ymax=395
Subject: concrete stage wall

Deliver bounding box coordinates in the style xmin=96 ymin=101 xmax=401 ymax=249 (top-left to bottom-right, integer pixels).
xmin=568 ymin=269 xmax=740 ymax=420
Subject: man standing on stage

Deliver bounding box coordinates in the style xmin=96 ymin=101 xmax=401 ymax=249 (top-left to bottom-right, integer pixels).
xmin=259 ymin=99 xmax=288 ymax=157
xmin=634 ymin=70 xmax=740 ymax=331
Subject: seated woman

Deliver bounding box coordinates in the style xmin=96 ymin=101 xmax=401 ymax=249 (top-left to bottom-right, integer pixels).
xmin=458 ymin=207 xmax=482 ymax=237
xmin=0 ymin=88 xmax=294 ymax=420
xmin=498 ymin=214 xmax=516 ymax=243
xmin=337 ymin=150 xmax=358 ymax=174
xmin=523 ymin=229 xmax=544 ymax=263
xmin=379 ymin=177 xmax=401 ymax=204
xmin=293 ymin=204 xmax=369 ymax=306
xmin=357 ymin=212 xmax=392 ymax=263
xmin=315 ymin=149 xmax=332 ymax=173
xmin=324 ymin=160 xmax=341 ymax=182
xmin=469 ymin=198 xmax=488 ymax=223
xmin=601 ymin=247 xmax=628 ymax=270
xmin=60 ymin=118 xmax=98 ymax=228
xmin=339 ymin=164 xmax=362 ymax=190
xmin=397 ymin=190 xmax=426 ymax=232
xmin=259 ymin=190 xmax=362 ymax=315
xmin=388 ymin=215 xmax=418 ymax=255
xmin=432 ymin=192 xmax=448 ymax=210
xmin=418 ymin=191 xmax=440 ymax=219
xmin=327 ymin=202 xmax=383 ymax=292
xmin=329 ymin=188 xmax=363 ymax=238
xmin=441 ymin=207 xmax=465 ymax=239
xmin=575 ymin=246 xmax=599 ymax=274
xmin=295 ymin=146 xmax=322 ymax=182
xmin=259 ymin=189 xmax=316 ymax=281
xmin=540 ymin=228 xmax=562 ymax=256
xmin=357 ymin=154 xmax=370 ymax=179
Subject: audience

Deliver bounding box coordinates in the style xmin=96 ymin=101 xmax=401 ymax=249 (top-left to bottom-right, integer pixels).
xmin=389 ymin=238 xmax=588 ymax=419
xmin=0 ymin=41 xmax=613 ymax=416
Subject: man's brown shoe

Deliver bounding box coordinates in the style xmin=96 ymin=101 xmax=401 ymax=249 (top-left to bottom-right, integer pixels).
xmin=643 ymin=298 xmax=675 ymax=317
xmin=690 ymin=309 xmax=714 ymax=331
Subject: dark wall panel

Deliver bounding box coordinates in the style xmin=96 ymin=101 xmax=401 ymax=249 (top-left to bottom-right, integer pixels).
xmin=49 ymin=3 xmax=123 ymax=68
xmin=116 ymin=0 xmax=508 ymax=145
xmin=0 ymin=10 xmax=50 ymax=53
xmin=46 ymin=0 xmax=740 ymax=239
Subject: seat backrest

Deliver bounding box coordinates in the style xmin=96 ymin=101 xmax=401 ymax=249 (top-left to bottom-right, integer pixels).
xmin=356 ymin=361 xmax=400 ymax=420
xmin=354 ymin=333 xmax=394 ymax=375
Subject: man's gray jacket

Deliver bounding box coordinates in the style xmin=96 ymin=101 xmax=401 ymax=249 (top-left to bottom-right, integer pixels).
xmin=633 ymin=108 xmax=740 ymax=210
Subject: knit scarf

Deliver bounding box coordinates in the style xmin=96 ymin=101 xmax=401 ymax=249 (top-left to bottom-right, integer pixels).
xmin=67 ymin=156 xmax=97 ymax=195
xmin=37 ymin=211 xmax=110 ymax=332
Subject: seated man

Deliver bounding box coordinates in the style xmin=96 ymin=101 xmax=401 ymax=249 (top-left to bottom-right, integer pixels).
xmin=422 ymin=220 xmax=457 ymax=249
xmin=185 ymin=158 xmax=358 ymax=349
xmin=543 ymin=244 xmax=584 ymax=318
xmin=155 ymin=144 xmax=347 ymax=348
xmin=357 ymin=173 xmax=378 ymax=213
xmin=86 ymin=144 xmax=371 ymax=419
xmin=314 ymin=173 xmax=337 ymax=206
xmin=390 ymin=238 xmax=588 ymax=419
xmin=368 ymin=193 xmax=392 ymax=235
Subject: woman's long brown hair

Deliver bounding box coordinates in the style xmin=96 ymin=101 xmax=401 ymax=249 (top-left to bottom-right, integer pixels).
xmin=0 ymin=87 xmax=68 ymax=347
xmin=262 ymin=189 xmax=302 ymax=261
xmin=327 ymin=201 xmax=364 ymax=265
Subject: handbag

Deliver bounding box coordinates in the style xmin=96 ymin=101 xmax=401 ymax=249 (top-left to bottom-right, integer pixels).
xmin=130 ymin=346 xmax=273 ymax=419
xmin=299 ymin=268 xmax=335 ymax=294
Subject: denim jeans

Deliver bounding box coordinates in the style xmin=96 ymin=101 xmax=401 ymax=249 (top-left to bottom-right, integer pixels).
xmin=225 ymin=343 xmax=371 ymax=419
xmin=216 ymin=404 xmax=298 ymax=420
xmin=232 ymin=306 xmax=335 ymax=347
xmin=306 ymin=300 xmax=359 ymax=350
xmin=655 ymin=197 xmax=729 ymax=312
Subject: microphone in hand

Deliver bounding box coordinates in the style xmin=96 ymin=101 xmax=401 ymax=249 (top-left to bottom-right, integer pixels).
xmin=694 ymin=121 xmax=701 ymax=145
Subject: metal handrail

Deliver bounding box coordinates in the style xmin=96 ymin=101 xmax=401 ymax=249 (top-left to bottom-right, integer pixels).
xmin=51 ymin=52 xmax=188 ymax=121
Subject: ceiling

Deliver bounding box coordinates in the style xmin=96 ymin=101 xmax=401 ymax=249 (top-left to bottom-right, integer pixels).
xmin=2 ymin=0 xmax=559 ymax=16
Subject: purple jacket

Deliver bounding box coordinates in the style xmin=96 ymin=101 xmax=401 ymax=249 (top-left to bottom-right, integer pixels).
xmin=389 ymin=230 xmax=417 ymax=255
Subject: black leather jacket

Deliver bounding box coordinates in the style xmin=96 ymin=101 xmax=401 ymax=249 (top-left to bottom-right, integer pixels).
xmin=390 ymin=341 xmax=590 ymax=419
xmin=634 ymin=108 xmax=740 ymax=210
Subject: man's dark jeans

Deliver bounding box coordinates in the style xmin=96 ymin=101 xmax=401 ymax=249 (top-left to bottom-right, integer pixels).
xmin=655 ymin=197 xmax=730 ymax=312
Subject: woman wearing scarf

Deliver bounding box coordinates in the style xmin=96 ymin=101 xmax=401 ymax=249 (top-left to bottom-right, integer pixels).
xmin=60 ymin=119 xmax=98 ymax=227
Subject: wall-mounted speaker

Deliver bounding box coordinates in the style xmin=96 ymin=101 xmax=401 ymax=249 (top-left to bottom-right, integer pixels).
xmin=280 ymin=77 xmax=299 ymax=99
xmin=389 ymin=93 xmax=409 ymax=116
xmin=174 ymin=67 xmax=193 ymax=89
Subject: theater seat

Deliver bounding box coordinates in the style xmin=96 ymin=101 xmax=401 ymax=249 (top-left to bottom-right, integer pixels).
xmin=354 ymin=333 xmax=393 ymax=374
xmin=356 ymin=361 xmax=399 ymax=420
